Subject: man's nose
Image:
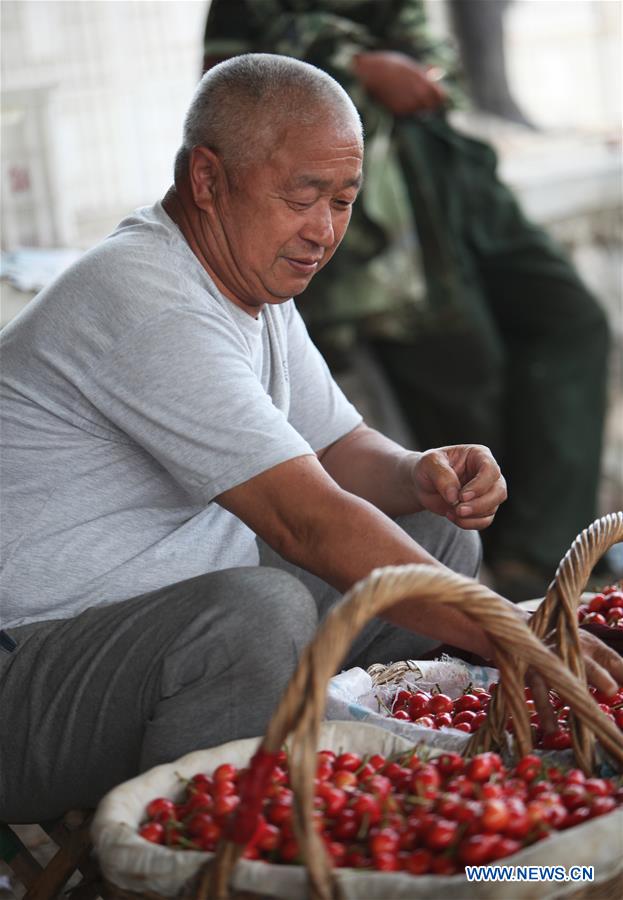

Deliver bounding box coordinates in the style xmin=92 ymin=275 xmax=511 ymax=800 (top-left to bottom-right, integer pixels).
xmin=300 ymin=203 xmax=335 ymax=247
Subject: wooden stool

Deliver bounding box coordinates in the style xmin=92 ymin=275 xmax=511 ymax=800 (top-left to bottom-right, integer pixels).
xmin=1 ymin=811 xmax=102 ymax=899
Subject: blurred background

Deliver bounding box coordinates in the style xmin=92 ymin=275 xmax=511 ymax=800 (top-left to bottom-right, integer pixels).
xmin=1 ymin=0 xmax=622 ymax=532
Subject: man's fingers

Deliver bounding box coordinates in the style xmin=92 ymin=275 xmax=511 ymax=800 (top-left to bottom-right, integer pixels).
xmin=579 ymin=630 xmax=623 ymax=692
xmin=421 ymin=450 xmax=462 ymax=506
xmin=584 ymin=657 xmax=619 ymax=697
xmin=446 ymin=510 xmax=496 ymax=532
xmin=527 ymin=671 xmax=557 ymax=734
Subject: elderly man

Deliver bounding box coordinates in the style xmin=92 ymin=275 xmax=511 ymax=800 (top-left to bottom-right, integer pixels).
xmin=0 ymin=55 xmax=620 ymax=823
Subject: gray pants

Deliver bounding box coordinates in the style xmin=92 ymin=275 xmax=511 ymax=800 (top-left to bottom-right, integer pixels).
xmin=0 ymin=512 xmax=480 ymax=822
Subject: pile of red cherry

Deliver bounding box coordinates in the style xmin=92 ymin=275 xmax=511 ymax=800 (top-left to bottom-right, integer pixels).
xmin=578 ymin=584 xmax=623 ymax=629
xmin=383 ymin=683 xmax=623 ymax=751
xmin=137 ymin=748 xmax=622 ymax=873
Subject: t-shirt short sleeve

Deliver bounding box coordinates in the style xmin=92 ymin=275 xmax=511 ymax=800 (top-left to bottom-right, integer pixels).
xmin=285 ymin=303 xmax=362 ymax=450
xmin=81 ymin=304 xmax=315 ymax=503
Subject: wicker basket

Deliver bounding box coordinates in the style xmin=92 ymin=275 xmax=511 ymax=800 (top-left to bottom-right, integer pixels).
xmin=366 ymin=512 xmax=623 ymax=773
xmin=466 ymin=511 xmax=623 ymax=771
xmin=95 ymin=514 xmax=623 ymax=900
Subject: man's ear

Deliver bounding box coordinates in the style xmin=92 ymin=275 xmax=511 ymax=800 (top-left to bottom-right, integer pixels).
xmin=189 ymin=146 xmax=223 ymax=209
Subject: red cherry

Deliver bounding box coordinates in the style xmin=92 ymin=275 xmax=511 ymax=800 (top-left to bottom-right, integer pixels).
xmin=591 ymin=688 xmax=619 ymax=707
xmin=351 ymin=793 xmax=382 ymax=826
xmin=324 ymin=839 xmax=347 ymax=866
xmin=213 ymin=763 xmax=237 ymax=783
xmin=481 ymin=798 xmax=510 ymax=832
xmin=425 ymin=817 xmax=459 ymax=850
xmin=343 ymin=847 xmax=370 ymax=868
xmin=332 ymin=809 xmax=359 ymax=841
xmin=411 ymin=765 xmax=441 ymax=798
xmin=363 ymin=774 xmax=392 ymax=800
xmin=405 ymin=847 xmax=432 ymax=875
xmin=279 ymin=837 xmax=300 ymax=862
xmin=458 ymin=833 xmax=500 ymax=865
xmin=453 ymin=709 xmax=477 ymax=726
xmin=255 ymin=822 xmax=280 ymax=852
xmin=588 ymin=594 xmax=608 ymax=613
xmin=504 ymin=798 xmax=530 ymax=839
xmin=266 ymin=797 xmax=292 ymax=826
xmin=335 ymin=752 xmax=362 ymax=772
xmin=317 ymin=783 xmax=348 ymax=816
xmin=332 ymin=770 xmax=357 ymax=790
xmin=190 ymin=773 xmax=213 ymax=792
xmin=466 ymin=754 xmax=495 ymax=782
xmin=316 ymin=758 xmax=334 ymax=780
xmin=431 ymin=855 xmax=459 ymax=875
xmin=435 ymin=752 xmax=464 ymax=776
xmin=145 ymin=797 xmax=176 ymax=822
xmin=435 ymin=712 xmax=453 ymax=728
xmin=454 ymin=721 xmax=472 ymax=733
xmin=213 ymin=793 xmax=240 ymax=820
xmin=446 ymin=775 xmax=476 ymax=798
xmin=393 ymin=689 xmax=412 ymax=710
xmin=540 ymin=728 xmax=572 ymax=751
xmin=372 ymin=850 xmax=399 ymax=872
xmin=183 ymin=790 xmax=213 ymax=815
xmin=138 ymin=821 xmax=165 ymax=844
xmin=194 ymin=818 xmax=221 ymax=851
xmin=562 ymin=806 xmax=591 ymax=829
xmin=564 ymin=769 xmax=586 ymax=785
xmin=413 ymin=715 xmax=436 ymax=729
xmin=515 ymin=753 xmax=541 ymax=781
xmin=455 ymin=693 xmax=482 ymax=712
xmin=213 ymin=779 xmax=236 ymax=798
xmin=490 ymin=836 xmax=522 ymax=861
xmin=408 ymin=691 xmax=432 ymax=718
xmin=588 ymin=796 xmax=616 ymax=818
xmin=560 ymin=784 xmax=588 ymax=811
xmin=369 ymin=827 xmax=400 ymax=856
xmin=429 ymin=693 xmax=453 ymax=715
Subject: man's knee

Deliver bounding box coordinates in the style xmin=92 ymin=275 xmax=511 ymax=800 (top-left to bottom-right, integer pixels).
xmin=141 ymin=568 xmax=319 ymax=765
xmin=160 ymin=566 xmax=318 ymax=689
xmin=396 ymin=511 xmax=482 ymax=578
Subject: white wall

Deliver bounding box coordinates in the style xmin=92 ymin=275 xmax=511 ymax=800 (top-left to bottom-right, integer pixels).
xmin=506 ymin=0 xmax=621 ymax=132
xmin=1 ymin=0 xmax=207 ymax=249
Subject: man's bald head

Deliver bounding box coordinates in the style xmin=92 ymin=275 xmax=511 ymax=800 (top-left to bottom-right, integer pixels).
xmin=174 ymin=53 xmax=363 ymax=185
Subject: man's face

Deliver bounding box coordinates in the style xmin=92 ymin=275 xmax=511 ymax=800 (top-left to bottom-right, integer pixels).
xmin=212 ymin=121 xmax=363 ymax=314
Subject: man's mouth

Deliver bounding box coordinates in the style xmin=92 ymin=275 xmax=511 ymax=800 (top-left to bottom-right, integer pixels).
xmin=283 ymin=256 xmax=322 ymax=275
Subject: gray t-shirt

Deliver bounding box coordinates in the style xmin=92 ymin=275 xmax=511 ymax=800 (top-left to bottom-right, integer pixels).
xmin=0 ymin=203 xmax=361 ymax=628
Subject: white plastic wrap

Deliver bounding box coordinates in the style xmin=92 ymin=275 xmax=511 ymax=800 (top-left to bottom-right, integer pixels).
xmin=326 ymin=657 xmax=499 ymax=751
xmin=92 ymin=720 xmax=623 ymax=900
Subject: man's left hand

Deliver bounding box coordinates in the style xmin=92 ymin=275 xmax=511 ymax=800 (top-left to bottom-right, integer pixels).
xmin=410 ymin=444 xmax=507 ymax=530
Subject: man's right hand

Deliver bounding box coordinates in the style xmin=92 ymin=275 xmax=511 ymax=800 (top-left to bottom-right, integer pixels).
xmin=353 ymin=51 xmax=447 ymax=116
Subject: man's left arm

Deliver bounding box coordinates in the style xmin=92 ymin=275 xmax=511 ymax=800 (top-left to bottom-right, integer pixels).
xmin=318 ymin=423 xmax=507 ymax=531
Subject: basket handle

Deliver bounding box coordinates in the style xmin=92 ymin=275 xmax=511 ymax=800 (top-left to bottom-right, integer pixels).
xmin=468 ymin=512 xmax=623 ymax=771
xmin=203 ymin=557 xmax=623 ymax=900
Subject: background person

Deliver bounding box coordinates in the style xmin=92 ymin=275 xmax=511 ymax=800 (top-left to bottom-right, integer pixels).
xmin=202 ymin=0 xmax=611 ymax=602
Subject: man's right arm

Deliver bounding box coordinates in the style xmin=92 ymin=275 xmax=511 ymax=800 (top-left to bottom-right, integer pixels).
xmin=216 ymin=453 xmax=623 ymax=698
xmin=215 ymin=453 xmax=496 ymax=660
